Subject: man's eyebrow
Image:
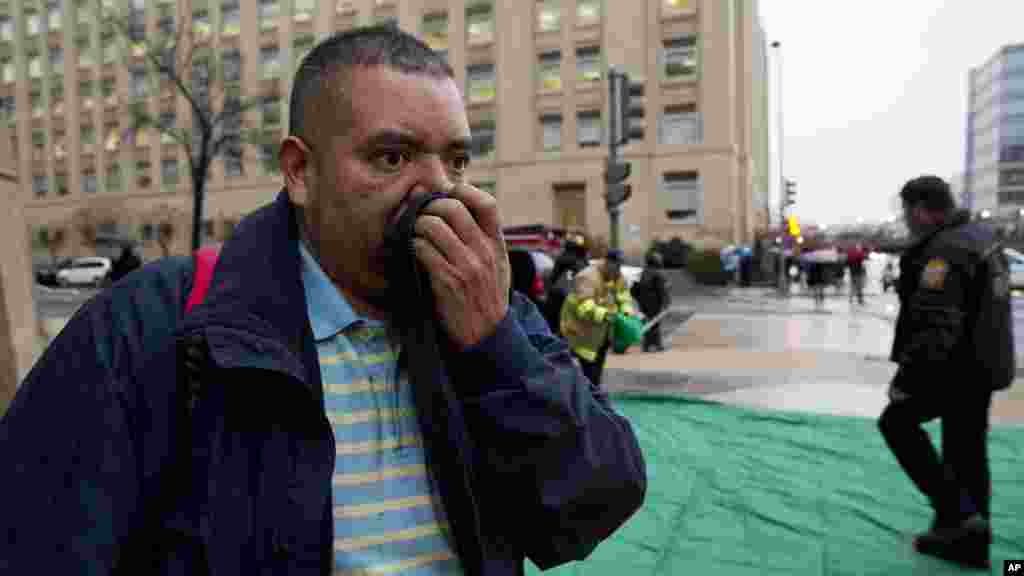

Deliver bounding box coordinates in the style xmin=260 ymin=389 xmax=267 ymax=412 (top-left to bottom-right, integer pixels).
xmin=448 ymin=138 xmax=471 ymax=152
xmin=363 ymin=129 xmax=423 ymax=149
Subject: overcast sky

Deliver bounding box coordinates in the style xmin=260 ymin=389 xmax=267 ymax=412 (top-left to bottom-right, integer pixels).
xmin=757 ymin=0 xmax=1024 ymax=228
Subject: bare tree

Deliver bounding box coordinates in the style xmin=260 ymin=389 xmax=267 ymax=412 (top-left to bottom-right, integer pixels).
xmin=147 ymin=204 xmax=185 ymax=258
xmin=100 ymin=1 xmax=275 ymax=252
xmin=71 ymin=203 xmax=121 ymax=252
xmin=37 ymin=226 xmax=67 ymax=265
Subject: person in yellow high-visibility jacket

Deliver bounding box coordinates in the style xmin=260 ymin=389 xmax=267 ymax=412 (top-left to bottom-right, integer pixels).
xmin=560 ymin=248 xmax=635 ymax=387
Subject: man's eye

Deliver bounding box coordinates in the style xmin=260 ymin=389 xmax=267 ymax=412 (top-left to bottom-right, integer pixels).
xmin=370 ymin=150 xmax=410 ymax=172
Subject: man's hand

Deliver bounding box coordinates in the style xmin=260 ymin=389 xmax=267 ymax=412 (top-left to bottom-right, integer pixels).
xmin=413 ymin=183 xmax=511 ymax=349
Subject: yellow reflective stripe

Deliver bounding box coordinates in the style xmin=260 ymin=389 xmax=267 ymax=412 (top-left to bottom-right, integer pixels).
xmin=333 ymin=550 xmax=455 ymax=575
xmin=592 ymin=306 xmax=608 ymax=323
xmin=335 ymin=434 xmax=420 ymax=455
xmin=334 ymin=495 xmax=433 ymax=519
xmin=333 ymin=523 xmax=446 ymax=552
xmin=333 ymin=464 xmax=426 ymax=487
xmin=327 ymin=407 xmax=415 ymax=426
xmin=577 ymin=299 xmax=596 ymax=315
xmin=319 ymin=349 xmax=399 ymax=366
xmin=574 ymin=347 xmax=598 ymax=362
xmin=323 ymin=379 xmax=392 ymax=395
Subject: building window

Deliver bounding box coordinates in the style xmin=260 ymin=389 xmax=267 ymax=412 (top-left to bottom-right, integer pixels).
xmin=538 ymin=51 xmax=561 ymax=92
xmin=222 ymin=0 xmax=241 ymax=35
xmin=294 ymin=34 xmax=315 ymax=67
xmin=55 ymin=172 xmax=68 ymax=196
xmin=540 ymin=113 xmax=562 ymax=151
xmin=136 ymin=159 xmax=152 ymax=188
xmin=82 ymin=168 xmax=97 ymax=193
xmin=259 ymin=0 xmax=280 ymax=30
xmin=106 ymin=164 xmax=122 ymax=191
xmin=129 ymin=68 xmax=147 ymax=98
xmin=159 ymin=110 xmax=176 ymax=143
xmin=663 ymin=36 xmax=698 ymax=78
xmin=294 ymin=0 xmax=315 ymax=22
xmin=55 ymin=130 xmax=67 ymax=158
xmin=29 ymin=56 xmax=42 ymax=78
xmin=155 ymin=4 xmax=174 ymax=35
xmin=0 ymin=95 xmax=14 ymax=123
xmin=193 ymin=7 xmax=211 ymax=40
xmin=49 ymin=45 xmax=63 ymax=70
xmin=576 ymin=46 xmax=601 ymax=83
xmin=576 ymin=0 xmax=600 ymax=26
xmin=47 ymin=1 xmax=62 ymax=30
xmin=660 ymin=104 xmax=701 ymax=145
xmin=224 ymin=149 xmax=243 ymax=177
xmin=536 ymin=0 xmax=559 ymax=32
xmin=577 ymin=110 xmax=601 ymax=147
xmin=33 ymin=174 xmax=48 ymax=197
xmin=470 ymin=119 xmax=496 ymax=160
xmin=261 ymin=45 xmax=280 ymax=79
xmin=263 ymin=95 xmax=282 ymax=127
xmin=422 ymin=11 xmax=448 ymax=54
xmin=104 ymin=123 xmax=119 ymax=151
xmin=27 ymin=12 xmax=42 ymax=36
xmin=465 ymin=1 xmax=493 ymax=45
xmin=466 ymin=63 xmax=495 ymax=104
xmin=664 ymin=0 xmax=693 ymax=10
xmin=223 ymin=49 xmax=241 ymax=83
xmin=162 ymin=157 xmax=179 ymax=186
xmin=80 ymin=79 xmax=95 ymax=109
xmin=662 ymin=171 xmax=701 ymax=222
xmin=1 ymin=60 xmax=14 ymax=84
xmin=77 ymin=37 xmax=94 ymax=68
xmin=51 ymin=81 xmax=64 ymax=115
xmin=140 ymin=223 xmax=154 ymax=240
xmin=0 ymin=16 xmax=13 ymax=42
xmin=82 ymin=124 xmax=96 ymax=146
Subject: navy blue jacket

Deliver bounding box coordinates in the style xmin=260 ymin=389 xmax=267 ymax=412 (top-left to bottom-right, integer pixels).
xmin=0 ymin=192 xmax=646 ymax=575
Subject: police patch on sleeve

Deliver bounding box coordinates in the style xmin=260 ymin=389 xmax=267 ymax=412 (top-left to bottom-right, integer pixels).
xmin=921 ymin=258 xmax=948 ymax=290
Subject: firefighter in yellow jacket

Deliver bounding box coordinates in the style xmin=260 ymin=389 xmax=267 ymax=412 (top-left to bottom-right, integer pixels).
xmin=561 ymin=248 xmax=635 ymax=387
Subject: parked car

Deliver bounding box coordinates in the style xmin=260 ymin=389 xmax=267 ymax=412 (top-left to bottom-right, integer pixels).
xmin=1005 ymin=247 xmax=1024 ymax=290
xmin=55 ymin=256 xmax=113 ymax=287
xmin=508 ymin=247 xmax=554 ymax=308
xmin=34 ymin=258 xmax=73 ymax=287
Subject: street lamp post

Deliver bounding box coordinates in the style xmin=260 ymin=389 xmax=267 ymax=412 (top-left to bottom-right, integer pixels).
xmin=772 ymin=40 xmax=787 ymax=294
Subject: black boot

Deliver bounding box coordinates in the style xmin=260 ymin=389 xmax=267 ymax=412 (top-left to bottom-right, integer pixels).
xmin=913 ymin=514 xmax=990 ymax=570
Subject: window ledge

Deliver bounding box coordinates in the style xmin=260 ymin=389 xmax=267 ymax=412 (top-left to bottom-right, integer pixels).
xmin=576 ymin=79 xmax=601 ymax=93
xmin=662 ymin=75 xmax=698 ymax=88
xmin=661 ymin=8 xmax=698 ymax=21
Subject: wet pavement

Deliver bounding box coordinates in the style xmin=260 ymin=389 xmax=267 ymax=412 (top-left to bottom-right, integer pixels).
xmin=606 ymin=273 xmax=1024 ymax=426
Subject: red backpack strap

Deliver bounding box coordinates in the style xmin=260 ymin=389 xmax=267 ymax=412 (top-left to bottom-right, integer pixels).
xmin=185 ymin=245 xmax=222 ymax=313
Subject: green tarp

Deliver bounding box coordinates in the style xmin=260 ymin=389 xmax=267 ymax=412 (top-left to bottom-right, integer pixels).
xmin=528 ymin=393 xmax=1024 ymax=575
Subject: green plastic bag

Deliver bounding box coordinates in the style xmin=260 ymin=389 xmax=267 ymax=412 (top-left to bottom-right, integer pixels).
xmin=611 ymin=312 xmax=644 ymax=353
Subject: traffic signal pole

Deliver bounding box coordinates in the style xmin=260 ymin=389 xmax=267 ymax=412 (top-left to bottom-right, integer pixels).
xmin=609 ymin=67 xmax=622 ymax=251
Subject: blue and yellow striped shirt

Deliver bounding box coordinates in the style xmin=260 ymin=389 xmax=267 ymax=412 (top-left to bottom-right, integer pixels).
xmin=299 ymin=242 xmax=463 ymax=576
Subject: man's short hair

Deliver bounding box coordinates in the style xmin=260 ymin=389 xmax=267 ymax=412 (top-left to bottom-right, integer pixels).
xmin=288 ymin=25 xmax=454 ymax=146
xmin=899 ymin=175 xmax=955 ymax=214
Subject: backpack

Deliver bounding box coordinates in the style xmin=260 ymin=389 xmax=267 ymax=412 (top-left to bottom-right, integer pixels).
xmin=180 ymin=245 xmax=222 ymax=415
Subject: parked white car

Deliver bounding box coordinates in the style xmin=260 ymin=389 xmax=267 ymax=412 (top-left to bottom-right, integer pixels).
xmin=1004 ymin=247 xmax=1024 ymax=290
xmin=56 ymin=256 xmax=112 ymax=287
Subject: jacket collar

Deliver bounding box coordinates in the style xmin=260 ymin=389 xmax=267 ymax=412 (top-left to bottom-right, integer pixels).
xmin=181 ymin=189 xmax=322 ymax=394
xmin=909 ymin=208 xmax=971 ymax=251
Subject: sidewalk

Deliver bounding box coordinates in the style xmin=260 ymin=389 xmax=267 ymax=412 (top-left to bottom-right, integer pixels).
xmin=606 ymin=299 xmax=1024 ymax=426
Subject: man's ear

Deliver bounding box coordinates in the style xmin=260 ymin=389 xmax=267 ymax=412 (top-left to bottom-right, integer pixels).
xmin=280 ymin=136 xmax=313 ymax=207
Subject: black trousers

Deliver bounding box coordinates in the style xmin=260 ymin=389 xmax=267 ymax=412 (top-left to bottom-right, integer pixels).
xmin=878 ymin=383 xmax=993 ymax=523
xmin=575 ymin=340 xmax=611 ymax=389
xmin=642 ymin=320 xmax=663 ymax=350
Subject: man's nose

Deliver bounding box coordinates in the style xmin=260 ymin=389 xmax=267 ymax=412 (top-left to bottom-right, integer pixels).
xmin=411 ymin=154 xmax=453 ymax=195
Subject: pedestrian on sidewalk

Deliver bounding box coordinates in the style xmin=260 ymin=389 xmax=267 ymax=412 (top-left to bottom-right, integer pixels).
xmin=0 ymin=26 xmax=646 ymax=575
xmin=878 ymin=174 xmax=1014 ymax=571
xmin=632 ymin=251 xmax=671 ymax=352
xmin=846 ymin=242 xmax=867 ymax=305
xmin=543 ymin=231 xmax=589 ymax=336
xmin=561 ymin=248 xmax=636 ymax=387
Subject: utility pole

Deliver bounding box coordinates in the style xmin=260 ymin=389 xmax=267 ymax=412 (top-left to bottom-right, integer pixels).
xmin=771 ymin=41 xmax=788 ymax=294
xmin=605 ymin=66 xmax=633 ymax=251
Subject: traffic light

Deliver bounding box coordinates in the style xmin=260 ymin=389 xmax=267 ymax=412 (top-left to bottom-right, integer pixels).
xmin=605 ymin=158 xmax=632 ymax=209
xmin=786 ymin=215 xmax=801 ymax=237
xmin=784 ymin=179 xmax=797 ymax=206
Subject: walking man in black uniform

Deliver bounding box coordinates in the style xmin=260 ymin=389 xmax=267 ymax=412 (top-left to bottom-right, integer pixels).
xmin=878 ymin=175 xmax=1015 ymax=570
